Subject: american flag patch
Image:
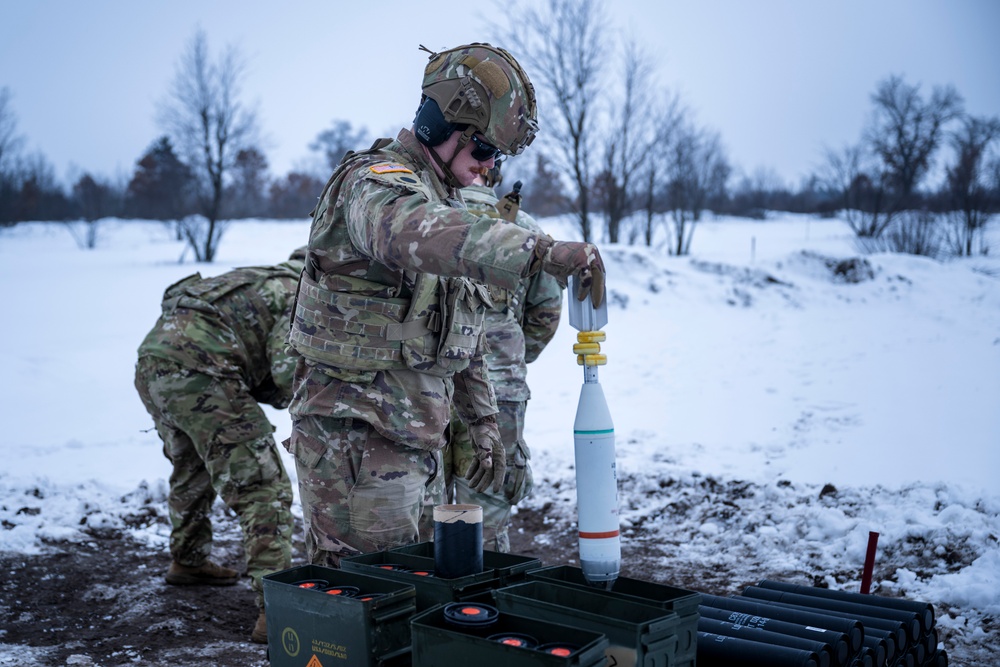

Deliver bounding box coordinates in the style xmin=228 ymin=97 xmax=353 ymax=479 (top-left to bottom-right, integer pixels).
xmin=369 ymin=163 xmax=413 ymax=174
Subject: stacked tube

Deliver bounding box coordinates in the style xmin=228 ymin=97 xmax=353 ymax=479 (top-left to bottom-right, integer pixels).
xmin=695 ymin=579 xmax=946 ymax=667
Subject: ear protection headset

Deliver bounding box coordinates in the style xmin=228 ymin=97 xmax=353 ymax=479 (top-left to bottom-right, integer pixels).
xmin=414 ymin=98 xmax=457 ymax=147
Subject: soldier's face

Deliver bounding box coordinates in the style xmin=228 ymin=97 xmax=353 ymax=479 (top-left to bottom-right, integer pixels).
xmin=431 ymin=131 xmax=497 ymax=187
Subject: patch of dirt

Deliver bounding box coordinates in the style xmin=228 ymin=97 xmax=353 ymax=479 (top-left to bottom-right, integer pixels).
xmin=1 ymin=505 xmax=992 ymax=665
xmin=0 ymin=534 xmax=270 ymax=666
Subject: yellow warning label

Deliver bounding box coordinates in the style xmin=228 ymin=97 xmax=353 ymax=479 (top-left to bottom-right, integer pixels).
xmin=306 ymin=655 xmax=324 ymax=667
xmin=309 ymin=639 xmax=349 ymax=660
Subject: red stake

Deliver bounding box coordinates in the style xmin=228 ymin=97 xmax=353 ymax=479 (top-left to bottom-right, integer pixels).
xmin=860 ymin=531 xmax=879 ymax=594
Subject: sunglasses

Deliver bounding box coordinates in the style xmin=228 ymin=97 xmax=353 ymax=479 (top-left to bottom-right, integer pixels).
xmin=469 ymin=134 xmax=503 ymax=162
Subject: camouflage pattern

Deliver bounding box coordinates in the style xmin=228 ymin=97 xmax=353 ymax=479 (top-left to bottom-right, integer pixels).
xmin=432 ymin=184 xmax=563 ymax=551
xmin=287 ymin=413 xmax=440 ymax=566
xmin=459 ymin=184 xmax=562 ymax=401
xmin=420 ymin=43 xmax=538 ymax=156
xmin=138 ymin=257 xmax=304 ymax=400
xmin=134 ymin=253 xmax=304 ymax=607
xmin=288 ymin=129 xmax=552 ymax=564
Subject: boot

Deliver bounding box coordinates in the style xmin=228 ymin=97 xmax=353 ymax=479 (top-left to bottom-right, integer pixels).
xmin=251 ymin=611 xmax=268 ymax=644
xmin=165 ymin=560 xmax=239 ymax=586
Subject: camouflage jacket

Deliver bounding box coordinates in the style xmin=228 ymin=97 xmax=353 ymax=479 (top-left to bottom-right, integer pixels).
xmin=461 ymin=184 xmax=563 ymax=401
xmin=137 ymin=252 xmax=305 ymax=409
xmin=288 ymin=128 xmax=547 ymax=450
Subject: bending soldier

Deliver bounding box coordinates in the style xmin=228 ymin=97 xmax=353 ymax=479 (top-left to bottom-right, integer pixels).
xmin=285 ymin=42 xmax=605 ymax=568
xmin=134 ymin=247 xmax=304 ymax=644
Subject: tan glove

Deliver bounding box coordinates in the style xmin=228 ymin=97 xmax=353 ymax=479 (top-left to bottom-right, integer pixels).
xmin=464 ymin=414 xmax=506 ymax=494
xmin=540 ymin=240 xmax=606 ymax=307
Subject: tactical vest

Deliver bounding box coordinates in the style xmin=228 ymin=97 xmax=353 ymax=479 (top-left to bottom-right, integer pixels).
xmin=291 ymin=265 xmax=491 ymax=378
xmin=160 ymin=262 xmax=302 ymax=387
xmin=288 ymin=140 xmax=492 ymax=378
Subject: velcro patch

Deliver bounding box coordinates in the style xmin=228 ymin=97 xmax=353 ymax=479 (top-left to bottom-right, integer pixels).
xmin=370 ymin=163 xmax=413 ymax=174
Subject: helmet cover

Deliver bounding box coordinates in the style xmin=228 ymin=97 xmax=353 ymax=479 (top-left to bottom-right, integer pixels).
xmin=421 ymin=43 xmax=538 ymax=156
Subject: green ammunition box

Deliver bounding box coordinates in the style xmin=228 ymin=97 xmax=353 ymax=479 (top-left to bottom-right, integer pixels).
xmin=495 ymin=580 xmax=682 ymax=667
xmin=410 ymin=603 xmax=609 ymax=667
xmin=388 ymin=541 xmax=542 ymax=586
xmin=262 ymin=564 xmax=416 ymax=667
xmin=341 ymin=550 xmax=499 ymax=610
xmin=526 ymin=565 xmax=701 ymax=667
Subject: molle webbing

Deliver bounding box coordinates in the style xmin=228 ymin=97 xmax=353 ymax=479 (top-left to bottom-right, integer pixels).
xmin=160 ymin=268 xmax=285 ymax=378
xmin=289 ymin=272 xmax=440 ymax=369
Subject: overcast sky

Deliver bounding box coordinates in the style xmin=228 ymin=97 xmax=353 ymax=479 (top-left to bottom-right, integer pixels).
xmin=2 ymin=0 xmax=998 ymax=188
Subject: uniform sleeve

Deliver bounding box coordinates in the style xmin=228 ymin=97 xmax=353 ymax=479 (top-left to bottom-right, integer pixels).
xmin=515 ymin=211 xmax=565 ymax=364
xmin=522 ymin=269 xmax=564 ymax=364
xmin=263 ymin=277 xmax=300 ymax=408
xmin=451 ymin=332 xmax=499 ymax=424
xmin=343 ymin=166 xmax=541 ymax=291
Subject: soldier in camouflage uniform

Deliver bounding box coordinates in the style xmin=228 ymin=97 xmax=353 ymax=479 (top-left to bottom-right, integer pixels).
xmin=134 ymin=247 xmax=305 ymax=644
xmin=425 ymin=165 xmax=563 ymax=552
xmin=285 ymin=43 xmax=605 ymax=568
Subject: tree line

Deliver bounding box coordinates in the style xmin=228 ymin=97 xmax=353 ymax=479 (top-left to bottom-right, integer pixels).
xmin=2 ymin=0 xmax=998 ymax=261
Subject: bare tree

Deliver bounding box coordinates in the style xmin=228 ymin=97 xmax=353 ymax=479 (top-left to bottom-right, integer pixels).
xmin=637 ymin=92 xmax=686 ymax=247
xmin=868 ymin=75 xmax=963 ymax=208
xmin=67 ymin=173 xmax=119 ymax=249
xmin=0 ymin=87 xmax=25 ymax=173
xmin=825 ymin=76 xmax=963 ymax=249
xmin=599 ymin=37 xmax=656 ymax=244
xmin=943 ymin=115 xmax=1000 ymax=256
xmin=822 ymin=142 xmax=897 ymax=238
xmin=158 ymin=29 xmax=259 ymax=262
xmin=310 ymin=120 xmax=370 ymax=174
xmin=496 ymin=0 xmax=609 ymax=242
xmin=664 ymin=122 xmax=730 ymax=256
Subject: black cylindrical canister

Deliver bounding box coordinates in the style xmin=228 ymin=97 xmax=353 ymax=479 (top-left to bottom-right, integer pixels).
xmin=697 ymin=631 xmax=820 ymax=667
xmin=442 ymin=602 xmax=499 ymax=629
xmin=699 ymin=593 xmax=864 ymax=655
xmin=291 ymin=579 xmax=329 ymax=590
xmin=741 ymin=586 xmax=922 ymax=643
xmin=755 ymin=598 xmax=907 ymax=656
xmin=322 ymin=585 xmax=360 ymax=597
xmin=433 ymin=504 xmax=483 ymax=578
xmin=859 ymin=632 xmax=889 ymax=667
xmin=698 ymin=604 xmax=851 ymax=666
xmin=754 ymin=580 xmax=935 ymax=635
xmin=697 ymin=616 xmax=834 ymax=667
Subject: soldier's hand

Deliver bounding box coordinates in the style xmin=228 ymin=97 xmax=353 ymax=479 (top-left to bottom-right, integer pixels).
xmin=505 ymin=441 xmax=533 ymax=505
xmin=541 ymin=241 xmax=606 ymax=307
xmin=464 ymin=414 xmax=506 ymax=494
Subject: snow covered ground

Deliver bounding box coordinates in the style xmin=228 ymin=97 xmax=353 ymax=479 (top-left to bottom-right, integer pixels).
xmin=1 ymin=213 xmax=998 ymax=661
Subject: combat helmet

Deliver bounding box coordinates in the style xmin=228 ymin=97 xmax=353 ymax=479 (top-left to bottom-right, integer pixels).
xmin=414 ymin=43 xmax=538 ymax=158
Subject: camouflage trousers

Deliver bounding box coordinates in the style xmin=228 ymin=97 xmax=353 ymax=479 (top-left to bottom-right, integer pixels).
xmin=286 ymin=415 xmax=440 ymax=567
xmin=424 ymin=401 xmax=533 ymax=553
xmin=134 ymin=356 xmax=294 ymax=607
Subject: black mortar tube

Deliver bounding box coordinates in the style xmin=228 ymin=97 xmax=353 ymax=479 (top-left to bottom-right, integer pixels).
xmin=859 ymin=633 xmax=889 ymax=667
xmin=699 ymin=604 xmax=851 ymax=666
xmin=755 ymin=580 xmax=934 ymax=634
xmin=698 ymin=616 xmax=835 ymax=667
xmin=742 ymin=596 xmax=907 ymax=656
xmin=741 ymin=585 xmax=921 ymax=644
xmin=700 ymin=593 xmax=863 ymax=654
xmin=697 ymin=631 xmax=820 ymax=667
